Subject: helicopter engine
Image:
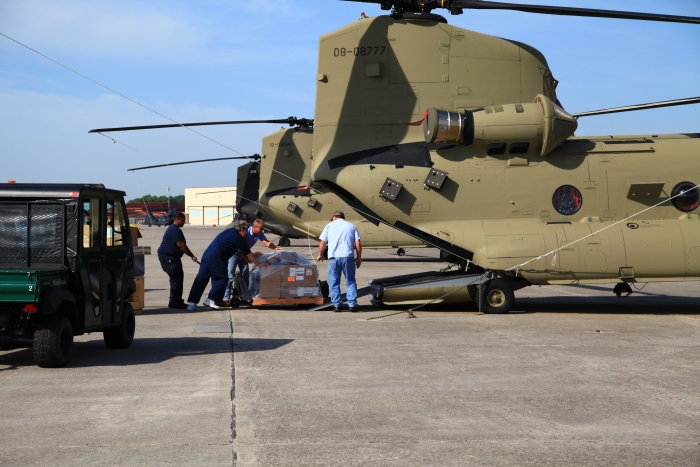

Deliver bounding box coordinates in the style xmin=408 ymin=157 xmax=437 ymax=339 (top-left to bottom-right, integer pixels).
xmin=423 ymin=94 xmax=578 ymax=157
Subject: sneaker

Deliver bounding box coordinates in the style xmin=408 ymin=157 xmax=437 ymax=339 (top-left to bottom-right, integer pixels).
xmin=349 ymin=307 xmax=358 ymax=313
xmin=187 ymin=302 xmax=201 ymax=311
xmin=203 ymin=298 xmax=220 ymax=309
xmin=169 ymin=302 xmax=188 ymax=310
xmin=333 ymin=306 xmax=341 ymax=312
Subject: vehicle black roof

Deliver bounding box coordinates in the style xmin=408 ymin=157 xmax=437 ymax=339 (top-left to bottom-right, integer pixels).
xmin=0 ymin=183 xmax=125 ymax=198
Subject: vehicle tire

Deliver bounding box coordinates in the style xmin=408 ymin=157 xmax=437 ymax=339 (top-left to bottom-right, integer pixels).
xmin=397 ymin=248 xmax=405 ymax=256
xmin=479 ymin=279 xmax=514 ymax=314
xmin=33 ymin=315 xmax=74 ymax=368
xmin=278 ymin=236 xmax=291 ymax=247
xmin=103 ymin=303 xmax=136 ymax=349
xmin=230 ymin=297 xmax=241 ymax=309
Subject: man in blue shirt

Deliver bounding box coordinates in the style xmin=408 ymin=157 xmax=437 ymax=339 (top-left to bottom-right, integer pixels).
xmin=157 ymin=213 xmax=197 ymax=309
xmin=316 ymin=211 xmax=362 ymax=312
xmin=187 ymin=221 xmax=268 ymax=311
xmin=224 ymin=219 xmax=283 ymax=301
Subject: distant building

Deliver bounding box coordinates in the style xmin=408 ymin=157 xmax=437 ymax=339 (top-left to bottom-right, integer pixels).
xmin=185 ymin=186 xmax=236 ymax=226
xmin=126 ymin=202 xmax=185 ymax=224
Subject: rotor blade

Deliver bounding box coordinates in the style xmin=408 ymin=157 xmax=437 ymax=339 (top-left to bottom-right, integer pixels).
xmin=573 ymin=96 xmax=700 ymax=118
xmin=90 ymin=117 xmax=313 ymax=133
xmin=127 ymin=156 xmax=259 ymax=172
xmin=454 ymin=1 xmax=700 ymax=24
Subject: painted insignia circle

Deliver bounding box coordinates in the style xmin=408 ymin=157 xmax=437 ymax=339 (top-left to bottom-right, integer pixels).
xmin=552 ymin=185 xmax=583 ymax=216
xmin=627 ymin=223 xmax=639 ymax=229
xmin=671 ymin=181 xmax=699 ymax=213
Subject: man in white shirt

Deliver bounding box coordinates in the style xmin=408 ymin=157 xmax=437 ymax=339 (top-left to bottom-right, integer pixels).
xmin=317 ymin=211 xmax=362 ymax=312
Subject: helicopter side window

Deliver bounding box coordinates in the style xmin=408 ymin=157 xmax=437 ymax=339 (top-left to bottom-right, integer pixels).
xmin=552 ymin=185 xmax=583 ymax=216
xmin=671 ymin=182 xmax=699 ymax=213
xmin=487 ymin=143 xmax=507 ymax=155
xmin=510 ymin=143 xmax=529 ymax=154
xmin=106 ymin=199 xmax=127 ymax=247
xmin=83 ymin=198 xmax=101 ymax=249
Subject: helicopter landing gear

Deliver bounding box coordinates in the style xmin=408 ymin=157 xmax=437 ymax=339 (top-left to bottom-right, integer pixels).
xmin=278 ymin=236 xmax=291 ymax=247
xmin=397 ymin=248 xmax=405 ymax=256
xmin=478 ymin=278 xmax=514 ymax=314
xmin=613 ymin=283 xmax=633 ymax=298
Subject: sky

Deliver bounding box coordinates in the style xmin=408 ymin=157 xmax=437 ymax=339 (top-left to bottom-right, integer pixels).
xmin=1 ymin=0 xmax=699 ymax=202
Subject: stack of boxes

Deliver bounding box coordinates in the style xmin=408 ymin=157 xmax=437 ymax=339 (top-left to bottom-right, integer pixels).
xmin=253 ymin=252 xmax=319 ymax=300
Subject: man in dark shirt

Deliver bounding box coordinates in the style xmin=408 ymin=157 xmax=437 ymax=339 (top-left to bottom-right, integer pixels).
xmin=157 ymin=213 xmax=197 ymax=309
xmin=186 ymin=221 xmax=268 ymax=311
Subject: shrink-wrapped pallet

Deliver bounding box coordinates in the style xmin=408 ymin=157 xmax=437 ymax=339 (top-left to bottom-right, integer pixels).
xmin=249 ymin=251 xmax=319 ymax=299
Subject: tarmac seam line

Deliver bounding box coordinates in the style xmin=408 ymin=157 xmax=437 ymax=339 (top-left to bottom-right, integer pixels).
xmin=230 ymin=311 xmax=237 ymax=467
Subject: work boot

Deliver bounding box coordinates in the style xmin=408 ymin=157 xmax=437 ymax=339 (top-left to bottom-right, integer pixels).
xmin=215 ymin=300 xmax=230 ymax=308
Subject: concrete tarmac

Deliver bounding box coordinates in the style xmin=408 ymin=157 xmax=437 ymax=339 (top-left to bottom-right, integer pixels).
xmin=1 ymin=226 xmax=698 ymax=466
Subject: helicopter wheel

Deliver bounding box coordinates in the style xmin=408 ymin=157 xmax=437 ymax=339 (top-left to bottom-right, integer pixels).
xmin=369 ymin=291 xmax=384 ymax=308
xmin=397 ymin=248 xmax=405 ymax=256
xmin=478 ymin=279 xmax=514 ymax=314
xmin=278 ymin=236 xmax=291 ymax=247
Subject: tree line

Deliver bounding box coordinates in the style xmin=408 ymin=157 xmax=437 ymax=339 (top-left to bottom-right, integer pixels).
xmin=126 ymin=194 xmax=185 ymax=205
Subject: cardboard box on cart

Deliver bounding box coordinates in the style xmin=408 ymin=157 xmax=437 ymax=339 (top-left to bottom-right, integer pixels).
xmin=280 ymin=265 xmax=319 ymax=298
xmin=251 ymin=252 xmax=319 ymax=301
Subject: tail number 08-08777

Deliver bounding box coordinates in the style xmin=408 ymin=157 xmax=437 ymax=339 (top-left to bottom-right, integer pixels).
xmin=334 ymin=46 xmax=386 ymax=57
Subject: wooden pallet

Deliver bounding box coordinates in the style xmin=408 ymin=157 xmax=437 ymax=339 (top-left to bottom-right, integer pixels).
xmin=252 ymin=296 xmax=324 ymax=307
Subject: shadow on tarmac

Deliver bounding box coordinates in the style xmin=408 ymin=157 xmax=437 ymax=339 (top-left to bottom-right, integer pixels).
xmin=0 ymin=337 xmax=294 ymax=368
xmin=357 ymin=296 xmax=699 ymax=315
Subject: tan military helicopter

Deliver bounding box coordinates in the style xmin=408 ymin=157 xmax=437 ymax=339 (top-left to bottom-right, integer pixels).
xmin=93 ymin=1 xmax=700 ymax=313
xmin=303 ymin=0 xmax=700 ymax=311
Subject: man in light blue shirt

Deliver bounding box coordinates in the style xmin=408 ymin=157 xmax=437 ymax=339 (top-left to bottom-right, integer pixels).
xmin=317 ymin=211 xmax=362 ymax=312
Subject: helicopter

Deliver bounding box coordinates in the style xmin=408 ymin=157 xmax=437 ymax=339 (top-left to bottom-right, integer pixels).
xmin=303 ymin=0 xmax=700 ymax=312
xmin=90 ymin=1 xmax=700 ymax=313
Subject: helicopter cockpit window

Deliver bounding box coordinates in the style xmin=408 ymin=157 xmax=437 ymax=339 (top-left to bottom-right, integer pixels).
xmin=671 ymin=182 xmax=699 ymax=212
xmin=487 ymin=143 xmax=507 ymax=155
xmin=510 ymin=143 xmax=529 ymax=154
xmin=552 ymin=185 xmax=583 ymax=216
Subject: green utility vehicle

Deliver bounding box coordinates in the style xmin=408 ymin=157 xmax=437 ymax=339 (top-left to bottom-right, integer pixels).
xmin=0 ymin=184 xmax=136 ymax=367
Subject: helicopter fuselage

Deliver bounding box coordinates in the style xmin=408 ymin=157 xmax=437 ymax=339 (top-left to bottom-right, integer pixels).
xmin=309 ymin=15 xmax=700 ymax=285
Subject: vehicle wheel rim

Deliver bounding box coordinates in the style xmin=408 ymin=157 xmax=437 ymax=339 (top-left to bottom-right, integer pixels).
xmin=487 ymin=289 xmax=505 ymax=308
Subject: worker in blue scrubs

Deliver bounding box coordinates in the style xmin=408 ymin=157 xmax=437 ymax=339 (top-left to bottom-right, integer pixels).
xmin=223 ymin=218 xmax=282 ymax=302
xmin=187 ymin=221 xmax=268 ymax=311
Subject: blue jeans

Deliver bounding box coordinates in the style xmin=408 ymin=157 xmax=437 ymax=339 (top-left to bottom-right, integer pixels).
xmin=187 ymin=254 xmax=228 ymax=304
xmin=328 ymin=257 xmax=357 ymax=308
xmin=224 ymin=253 xmax=249 ymax=300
